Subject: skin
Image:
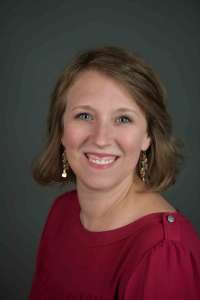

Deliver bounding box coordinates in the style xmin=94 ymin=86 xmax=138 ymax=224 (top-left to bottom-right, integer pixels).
xmin=61 ymin=70 xmax=176 ymax=232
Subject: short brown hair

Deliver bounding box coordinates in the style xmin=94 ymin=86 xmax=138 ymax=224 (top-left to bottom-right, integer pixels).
xmin=31 ymin=46 xmax=184 ymax=191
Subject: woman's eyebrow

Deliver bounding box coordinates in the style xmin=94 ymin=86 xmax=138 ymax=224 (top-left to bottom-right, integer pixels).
xmin=72 ymin=105 xmax=94 ymax=111
xmin=115 ymin=108 xmax=139 ymax=116
xmin=71 ymin=105 xmax=138 ymax=116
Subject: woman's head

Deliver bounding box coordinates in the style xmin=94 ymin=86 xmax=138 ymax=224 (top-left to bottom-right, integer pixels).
xmin=61 ymin=69 xmax=151 ymax=192
xmin=32 ymin=46 xmax=184 ymax=192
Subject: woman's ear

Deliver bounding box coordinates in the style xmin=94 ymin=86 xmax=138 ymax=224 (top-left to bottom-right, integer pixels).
xmin=141 ymin=134 xmax=151 ymax=151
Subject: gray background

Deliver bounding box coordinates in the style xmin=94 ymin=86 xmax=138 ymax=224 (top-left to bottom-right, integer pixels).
xmin=0 ymin=0 xmax=200 ymax=299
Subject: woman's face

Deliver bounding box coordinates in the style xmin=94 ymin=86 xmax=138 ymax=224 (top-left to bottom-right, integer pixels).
xmin=61 ymin=70 xmax=151 ymax=192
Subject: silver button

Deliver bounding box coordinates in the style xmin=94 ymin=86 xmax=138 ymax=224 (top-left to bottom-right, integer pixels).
xmin=167 ymin=215 xmax=175 ymax=223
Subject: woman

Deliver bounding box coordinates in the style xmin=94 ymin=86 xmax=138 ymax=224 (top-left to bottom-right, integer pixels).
xmin=29 ymin=47 xmax=200 ymax=299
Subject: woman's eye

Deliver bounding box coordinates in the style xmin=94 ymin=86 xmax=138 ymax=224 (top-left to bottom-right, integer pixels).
xmin=75 ymin=112 xmax=93 ymax=121
xmin=116 ymin=115 xmax=132 ymax=124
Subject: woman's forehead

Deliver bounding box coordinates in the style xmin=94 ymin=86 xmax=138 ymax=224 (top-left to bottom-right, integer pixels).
xmin=65 ymin=70 xmax=142 ymax=110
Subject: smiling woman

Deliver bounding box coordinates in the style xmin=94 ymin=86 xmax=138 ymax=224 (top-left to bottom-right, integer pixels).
xmin=29 ymin=47 xmax=200 ymax=299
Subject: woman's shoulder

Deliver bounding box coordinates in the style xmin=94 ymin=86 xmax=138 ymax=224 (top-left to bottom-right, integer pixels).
xmin=143 ymin=193 xmax=200 ymax=250
xmin=121 ymin=206 xmax=200 ymax=299
xmin=42 ymin=189 xmax=78 ymax=231
xmin=126 ymin=191 xmax=200 ymax=265
xmin=50 ymin=190 xmax=77 ymax=211
xmin=136 ymin=208 xmax=200 ymax=256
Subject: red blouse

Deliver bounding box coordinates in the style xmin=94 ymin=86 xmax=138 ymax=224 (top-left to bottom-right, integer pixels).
xmin=29 ymin=190 xmax=200 ymax=299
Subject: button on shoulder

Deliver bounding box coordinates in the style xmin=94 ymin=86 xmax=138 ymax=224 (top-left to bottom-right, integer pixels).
xmin=167 ymin=215 xmax=175 ymax=223
xmin=162 ymin=213 xmax=180 ymax=241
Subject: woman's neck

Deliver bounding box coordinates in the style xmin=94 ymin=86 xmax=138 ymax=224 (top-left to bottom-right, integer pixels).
xmin=77 ymin=177 xmax=144 ymax=232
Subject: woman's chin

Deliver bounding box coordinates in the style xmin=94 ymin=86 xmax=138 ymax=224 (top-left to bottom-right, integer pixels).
xmin=77 ymin=177 xmax=121 ymax=192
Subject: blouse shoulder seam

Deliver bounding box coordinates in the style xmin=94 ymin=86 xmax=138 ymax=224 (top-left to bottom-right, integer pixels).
xmin=130 ymin=238 xmax=196 ymax=279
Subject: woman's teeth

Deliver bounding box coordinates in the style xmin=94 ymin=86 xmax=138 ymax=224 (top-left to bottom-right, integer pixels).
xmin=86 ymin=154 xmax=117 ymax=165
xmin=88 ymin=157 xmax=115 ymax=165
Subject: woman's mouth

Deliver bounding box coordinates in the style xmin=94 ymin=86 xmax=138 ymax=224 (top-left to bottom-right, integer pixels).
xmin=84 ymin=153 xmax=119 ymax=168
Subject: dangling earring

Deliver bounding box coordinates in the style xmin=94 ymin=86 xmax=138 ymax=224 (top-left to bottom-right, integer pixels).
xmin=61 ymin=151 xmax=68 ymax=178
xmin=139 ymin=151 xmax=148 ymax=183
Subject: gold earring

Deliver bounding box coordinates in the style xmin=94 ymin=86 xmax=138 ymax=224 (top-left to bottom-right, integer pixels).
xmin=61 ymin=151 xmax=68 ymax=178
xmin=139 ymin=151 xmax=148 ymax=183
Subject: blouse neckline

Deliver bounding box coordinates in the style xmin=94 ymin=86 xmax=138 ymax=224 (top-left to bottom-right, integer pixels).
xmin=70 ymin=190 xmax=182 ymax=247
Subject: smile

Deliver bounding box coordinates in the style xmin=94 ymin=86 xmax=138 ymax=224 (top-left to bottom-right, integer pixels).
xmin=85 ymin=153 xmax=119 ymax=168
xmin=88 ymin=157 xmax=115 ymax=165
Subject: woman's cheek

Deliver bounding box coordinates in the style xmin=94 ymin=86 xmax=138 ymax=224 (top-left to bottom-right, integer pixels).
xmin=64 ymin=124 xmax=87 ymax=149
xmin=120 ymin=132 xmax=141 ymax=151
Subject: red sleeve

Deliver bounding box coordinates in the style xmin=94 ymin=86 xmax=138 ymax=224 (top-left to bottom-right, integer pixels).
xmin=124 ymin=240 xmax=200 ymax=300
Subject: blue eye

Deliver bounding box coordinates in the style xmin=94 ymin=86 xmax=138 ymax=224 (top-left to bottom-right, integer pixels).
xmin=75 ymin=112 xmax=93 ymax=121
xmin=117 ymin=115 xmax=132 ymax=124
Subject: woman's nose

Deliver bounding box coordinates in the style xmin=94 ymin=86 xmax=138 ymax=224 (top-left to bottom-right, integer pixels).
xmin=91 ymin=121 xmax=114 ymax=147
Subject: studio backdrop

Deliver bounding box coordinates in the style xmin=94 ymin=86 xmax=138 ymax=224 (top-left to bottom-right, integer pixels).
xmin=0 ymin=0 xmax=199 ymax=299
